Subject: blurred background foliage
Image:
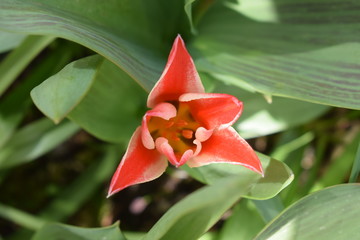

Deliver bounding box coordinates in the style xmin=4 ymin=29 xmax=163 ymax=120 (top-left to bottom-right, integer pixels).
xmin=0 ymin=0 xmax=359 ymax=239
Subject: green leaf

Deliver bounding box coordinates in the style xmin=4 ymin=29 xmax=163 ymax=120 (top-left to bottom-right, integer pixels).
xmin=0 ymin=49 xmax=59 ymax=148
xmin=68 ymin=58 xmax=147 ymax=143
xmin=144 ymin=155 xmax=292 ymax=240
xmin=0 ymin=0 xmax=190 ymax=91
xmin=255 ymin=184 xmax=360 ymax=240
xmin=192 ymin=1 xmax=360 ymax=109
xmin=31 ymin=55 xmax=147 ymax=143
xmin=0 ymin=35 xmax=54 ymax=96
xmin=184 ymin=0 xmax=197 ymax=34
xmin=212 ymin=79 xmax=329 ymax=138
xmin=273 ymin=130 xmax=313 ymax=206
xmin=0 ymin=202 xmax=46 ymax=231
xmin=183 ymin=153 xmax=293 ymax=200
xmin=0 ymin=118 xmax=79 ymax=169
xmin=0 ymin=41 xmax=74 ymax=148
xmin=311 ymin=132 xmax=360 ymax=192
xmin=218 ymin=200 xmax=265 ymax=240
xmin=143 ymin=175 xmax=265 ymax=240
xmin=271 ymin=132 xmax=314 ymax=162
xmin=349 ymin=141 xmax=360 ymax=183
xmin=0 ymin=30 xmax=26 ymax=53
xmin=31 ymin=55 xmax=104 ymax=124
xmin=32 ymin=222 xmax=126 ymax=240
xmin=252 ymin=196 xmax=284 ymax=223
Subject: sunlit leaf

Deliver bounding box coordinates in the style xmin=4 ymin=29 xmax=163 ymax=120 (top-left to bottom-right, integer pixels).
xmin=184 ymin=153 xmax=293 ymax=200
xmin=255 ymin=184 xmax=360 ymax=240
xmin=31 ymin=55 xmax=103 ymax=123
xmin=0 ymin=30 xmax=26 ymax=53
xmin=143 ymin=175 xmax=263 ymax=240
xmin=212 ymin=79 xmax=329 ymax=138
xmin=192 ymin=1 xmax=360 ymax=109
xmin=144 ymin=155 xmax=291 ymax=239
xmin=0 ymin=0 xmax=191 ymax=91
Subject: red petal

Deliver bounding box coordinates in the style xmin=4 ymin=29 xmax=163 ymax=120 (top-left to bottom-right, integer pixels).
xmin=141 ymin=103 xmax=177 ymax=149
xmin=187 ymin=127 xmax=263 ymax=175
xmin=180 ymin=93 xmax=243 ymax=130
xmin=147 ymin=35 xmax=205 ymax=108
xmin=108 ymin=127 xmax=168 ymax=196
xmin=155 ymin=137 xmax=198 ymax=167
xmin=155 ymin=137 xmax=179 ymax=166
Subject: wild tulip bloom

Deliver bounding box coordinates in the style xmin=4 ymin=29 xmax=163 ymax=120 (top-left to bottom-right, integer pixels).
xmin=108 ymin=35 xmax=263 ymax=196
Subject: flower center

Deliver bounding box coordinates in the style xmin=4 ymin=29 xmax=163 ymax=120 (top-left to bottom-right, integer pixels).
xmin=148 ymin=102 xmax=201 ymax=156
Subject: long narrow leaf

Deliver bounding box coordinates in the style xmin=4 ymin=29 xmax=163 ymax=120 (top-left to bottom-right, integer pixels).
xmin=349 ymin=142 xmax=360 ymax=183
xmin=255 ymin=184 xmax=360 ymax=240
xmin=0 ymin=42 xmax=75 ymax=148
xmin=32 ymin=222 xmax=126 ymax=240
xmin=0 ymin=118 xmax=79 ymax=169
xmin=0 ymin=35 xmax=54 ymax=96
xmin=0 ymin=203 xmax=45 ymax=231
xmin=0 ymin=0 xmax=190 ymax=91
xmin=192 ymin=1 xmax=360 ymax=109
xmin=183 ymin=153 xmax=293 ymax=200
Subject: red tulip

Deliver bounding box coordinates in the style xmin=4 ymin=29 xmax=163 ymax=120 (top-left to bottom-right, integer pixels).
xmin=108 ymin=35 xmax=263 ymax=196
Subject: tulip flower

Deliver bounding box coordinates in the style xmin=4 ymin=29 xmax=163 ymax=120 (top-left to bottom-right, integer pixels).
xmin=108 ymin=35 xmax=263 ymax=196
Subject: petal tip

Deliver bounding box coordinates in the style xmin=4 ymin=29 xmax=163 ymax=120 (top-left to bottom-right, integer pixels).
xmin=106 ymin=191 xmax=114 ymax=198
xmin=107 ymin=186 xmax=119 ymax=198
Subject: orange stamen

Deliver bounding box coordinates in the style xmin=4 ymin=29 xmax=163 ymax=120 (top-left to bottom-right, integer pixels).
xmin=165 ymin=121 xmax=175 ymax=128
xmin=148 ymin=102 xmax=201 ymax=155
xmin=176 ymin=119 xmax=188 ymax=127
xmin=182 ymin=129 xmax=193 ymax=139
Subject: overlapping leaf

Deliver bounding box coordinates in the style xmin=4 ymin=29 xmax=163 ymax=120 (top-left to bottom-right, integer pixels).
xmin=191 ymin=0 xmax=360 ymax=109
xmin=0 ymin=0 xmax=190 ymax=91
xmin=184 ymin=153 xmax=293 ymax=199
xmin=210 ymin=78 xmax=329 ymax=138
xmin=0 ymin=30 xmax=26 ymax=53
xmin=31 ymin=55 xmax=104 ymax=123
xmin=31 ymin=55 xmax=147 ymax=143
xmin=144 ymin=154 xmax=292 ymax=240
xmin=0 ymin=39 xmax=73 ymax=148
xmin=218 ymin=200 xmax=265 ymax=240
xmin=67 ymin=58 xmax=147 ymax=143
xmin=0 ymin=118 xmax=79 ymax=169
xmin=0 ymin=35 xmax=54 ymax=96
xmin=255 ymin=184 xmax=360 ymax=240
